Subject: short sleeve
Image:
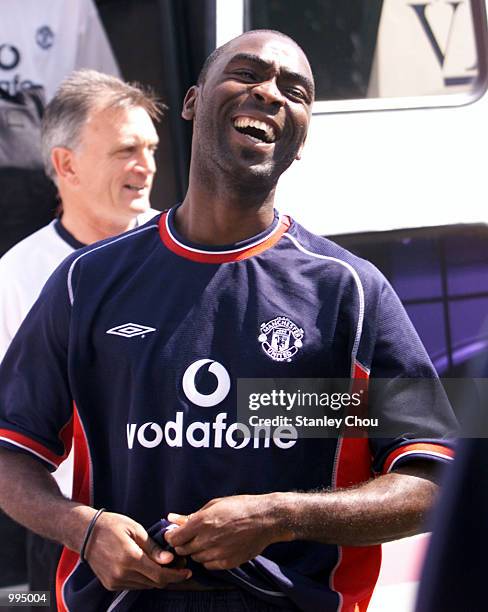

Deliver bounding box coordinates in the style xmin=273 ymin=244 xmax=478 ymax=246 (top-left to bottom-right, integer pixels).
xmin=0 ymin=262 xmax=74 ymax=471
xmin=367 ymin=280 xmax=457 ymax=473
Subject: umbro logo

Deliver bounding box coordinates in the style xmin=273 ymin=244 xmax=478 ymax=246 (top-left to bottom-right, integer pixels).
xmin=106 ymin=323 xmax=156 ymax=338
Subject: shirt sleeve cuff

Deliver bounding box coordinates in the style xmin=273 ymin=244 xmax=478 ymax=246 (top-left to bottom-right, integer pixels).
xmin=0 ymin=428 xmax=67 ymax=471
xmin=382 ymin=442 xmax=454 ymax=474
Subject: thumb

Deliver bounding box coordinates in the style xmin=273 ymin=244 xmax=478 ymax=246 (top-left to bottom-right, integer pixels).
xmin=167 ymin=512 xmax=189 ymax=526
xmin=133 ymin=524 xmax=174 ymax=565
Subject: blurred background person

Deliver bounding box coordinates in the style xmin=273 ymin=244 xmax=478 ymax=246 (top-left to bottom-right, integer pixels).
xmin=0 ymin=0 xmax=120 ymax=101
xmin=0 ymin=0 xmax=120 ymax=257
xmin=0 ymin=69 xmax=164 ymax=602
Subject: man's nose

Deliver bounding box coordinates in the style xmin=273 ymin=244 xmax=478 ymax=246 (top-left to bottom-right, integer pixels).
xmin=135 ymin=148 xmax=156 ymax=174
xmin=251 ymin=79 xmax=285 ymax=107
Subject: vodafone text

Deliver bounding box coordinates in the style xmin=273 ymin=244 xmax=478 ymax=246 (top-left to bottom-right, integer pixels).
xmin=127 ymin=411 xmax=298 ymax=450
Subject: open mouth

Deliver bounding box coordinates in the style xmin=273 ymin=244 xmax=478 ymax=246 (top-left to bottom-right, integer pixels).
xmin=233 ymin=117 xmax=277 ymax=144
xmin=124 ymin=184 xmax=146 ymax=192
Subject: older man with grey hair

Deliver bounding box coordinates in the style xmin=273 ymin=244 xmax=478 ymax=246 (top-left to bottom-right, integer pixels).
xmin=0 ymin=68 xmax=163 ymax=596
xmin=0 ymin=69 xmax=163 ymax=361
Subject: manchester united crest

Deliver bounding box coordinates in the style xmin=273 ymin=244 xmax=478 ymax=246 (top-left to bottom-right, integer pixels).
xmin=258 ymin=316 xmax=304 ymax=362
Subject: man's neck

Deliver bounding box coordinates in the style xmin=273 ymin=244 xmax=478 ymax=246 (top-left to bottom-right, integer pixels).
xmin=60 ymin=208 xmax=137 ymax=246
xmin=176 ymin=172 xmax=277 ymax=246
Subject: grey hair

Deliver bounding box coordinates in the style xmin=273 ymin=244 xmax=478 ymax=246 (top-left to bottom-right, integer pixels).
xmin=41 ymin=69 xmax=165 ymax=182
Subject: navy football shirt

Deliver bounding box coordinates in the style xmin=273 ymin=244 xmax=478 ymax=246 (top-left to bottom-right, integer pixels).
xmin=0 ymin=207 xmax=456 ymax=612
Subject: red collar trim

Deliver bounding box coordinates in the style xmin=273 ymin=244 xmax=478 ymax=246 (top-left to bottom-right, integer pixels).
xmin=158 ymin=211 xmax=291 ymax=263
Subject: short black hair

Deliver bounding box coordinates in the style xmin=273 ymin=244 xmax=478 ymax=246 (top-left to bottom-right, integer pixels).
xmin=197 ymin=43 xmax=229 ymax=86
xmin=197 ymin=30 xmax=304 ymax=86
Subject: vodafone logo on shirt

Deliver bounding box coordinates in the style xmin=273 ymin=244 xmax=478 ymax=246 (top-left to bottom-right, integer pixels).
xmin=182 ymin=359 xmax=231 ymax=407
xmin=126 ymin=359 xmax=298 ymax=450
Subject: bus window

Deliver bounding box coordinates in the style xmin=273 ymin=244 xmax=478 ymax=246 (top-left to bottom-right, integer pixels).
xmin=242 ymin=0 xmax=486 ymax=109
xmin=334 ymin=224 xmax=488 ymax=376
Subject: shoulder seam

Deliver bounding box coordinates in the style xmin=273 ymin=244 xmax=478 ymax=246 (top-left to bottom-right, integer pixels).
xmin=283 ymin=232 xmax=365 ymax=377
xmin=67 ymin=224 xmax=158 ymax=305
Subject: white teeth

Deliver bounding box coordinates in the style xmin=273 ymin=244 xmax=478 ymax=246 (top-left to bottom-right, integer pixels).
xmin=126 ymin=185 xmax=145 ymax=191
xmin=233 ymin=117 xmax=276 ymax=142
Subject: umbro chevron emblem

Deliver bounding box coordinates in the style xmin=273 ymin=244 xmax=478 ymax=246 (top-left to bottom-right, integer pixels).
xmin=106 ymin=323 xmax=156 ymax=338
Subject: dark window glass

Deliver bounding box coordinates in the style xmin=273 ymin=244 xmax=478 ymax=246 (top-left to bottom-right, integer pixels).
xmin=246 ymin=0 xmax=383 ymax=100
xmin=405 ymin=302 xmax=447 ymax=367
xmin=446 ymin=233 xmax=488 ymax=295
xmin=450 ymin=297 xmax=488 ymax=351
xmin=332 ymin=224 xmax=488 ymax=376
xmin=245 ymin=0 xmax=481 ymax=102
xmin=391 ymin=241 xmax=442 ymax=301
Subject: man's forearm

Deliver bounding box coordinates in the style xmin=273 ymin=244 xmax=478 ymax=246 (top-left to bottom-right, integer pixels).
xmin=0 ymin=448 xmax=95 ymax=553
xmin=270 ymin=462 xmax=439 ymax=546
xmin=165 ymin=461 xmax=441 ymax=570
xmin=0 ymin=448 xmax=193 ymax=589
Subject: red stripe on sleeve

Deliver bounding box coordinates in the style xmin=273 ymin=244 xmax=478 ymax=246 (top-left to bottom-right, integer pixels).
xmin=382 ymin=442 xmax=454 ymax=474
xmin=0 ymin=429 xmax=64 ymax=468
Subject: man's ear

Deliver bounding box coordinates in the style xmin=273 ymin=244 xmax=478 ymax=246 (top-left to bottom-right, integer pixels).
xmin=51 ymin=147 xmax=79 ymax=185
xmin=182 ymin=86 xmax=199 ymax=120
xmin=295 ymin=138 xmax=306 ymax=161
xmin=296 ymin=116 xmax=311 ymax=160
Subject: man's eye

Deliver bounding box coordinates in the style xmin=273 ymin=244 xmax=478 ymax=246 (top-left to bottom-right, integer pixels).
xmin=235 ymin=70 xmax=256 ymax=80
xmin=286 ymin=88 xmax=306 ymax=101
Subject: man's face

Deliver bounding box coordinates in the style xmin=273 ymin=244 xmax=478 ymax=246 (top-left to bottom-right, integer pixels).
xmin=69 ymin=104 xmax=158 ymax=222
xmin=185 ymin=32 xmax=314 ymax=185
